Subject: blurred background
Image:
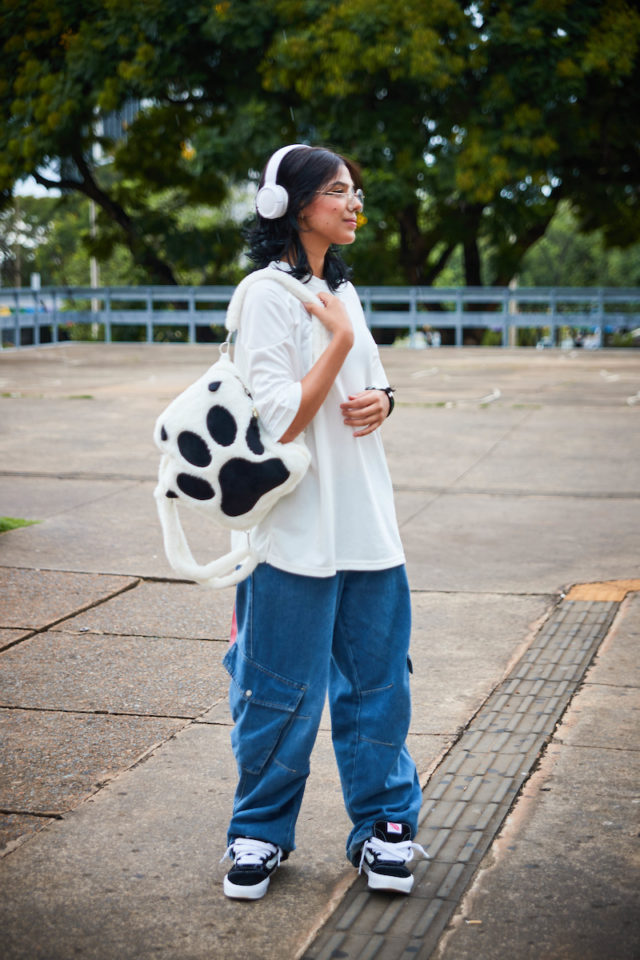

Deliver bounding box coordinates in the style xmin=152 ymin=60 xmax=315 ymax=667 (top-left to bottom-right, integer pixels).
xmin=1 ymin=0 xmax=639 ymax=346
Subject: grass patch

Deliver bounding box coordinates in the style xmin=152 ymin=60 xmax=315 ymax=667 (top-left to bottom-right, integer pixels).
xmin=67 ymin=394 xmax=94 ymax=400
xmin=0 ymin=516 xmax=40 ymax=534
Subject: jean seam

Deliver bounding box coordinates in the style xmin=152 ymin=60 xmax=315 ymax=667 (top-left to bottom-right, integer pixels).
xmin=333 ymin=571 xmax=365 ymax=822
xmin=339 ymin=620 xmax=362 ymax=817
xmin=359 ymin=735 xmax=396 ymax=747
xmin=247 ymin=572 xmax=254 ymax=659
xmin=361 ymin=682 xmax=394 ymax=695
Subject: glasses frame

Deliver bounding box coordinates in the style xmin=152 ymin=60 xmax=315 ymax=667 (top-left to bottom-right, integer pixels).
xmin=318 ymin=187 xmax=365 ymax=206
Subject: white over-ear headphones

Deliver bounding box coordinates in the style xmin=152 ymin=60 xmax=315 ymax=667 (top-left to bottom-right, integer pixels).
xmin=255 ymin=143 xmax=311 ymax=219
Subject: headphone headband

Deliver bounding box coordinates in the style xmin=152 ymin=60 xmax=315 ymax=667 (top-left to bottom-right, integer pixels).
xmin=255 ymin=143 xmax=311 ymax=220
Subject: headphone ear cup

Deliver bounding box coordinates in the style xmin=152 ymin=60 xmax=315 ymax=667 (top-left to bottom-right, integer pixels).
xmin=256 ymin=183 xmax=289 ymax=219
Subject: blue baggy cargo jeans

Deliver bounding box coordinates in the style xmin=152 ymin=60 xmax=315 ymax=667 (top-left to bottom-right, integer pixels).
xmin=223 ymin=562 xmax=422 ymax=864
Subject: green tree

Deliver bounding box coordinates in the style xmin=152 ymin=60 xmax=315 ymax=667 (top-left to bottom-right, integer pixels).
xmin=2 ymin=1 xmax=639 ymax=288
xmin=0 ymin=0 xmax=293 ymax=284
xmin=0 ymin=195 xmax=54 ymax=286
xmin=263 ymin=0 xmax=640 ymax=285
xmin=517 ymin=201 xmax=640 ymax=287
xmin=0 ymin=193 xmax=146 ymax=287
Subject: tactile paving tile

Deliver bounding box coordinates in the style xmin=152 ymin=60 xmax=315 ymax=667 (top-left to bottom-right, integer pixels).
xmin=303 ymin=599 xmax=620 ymax=960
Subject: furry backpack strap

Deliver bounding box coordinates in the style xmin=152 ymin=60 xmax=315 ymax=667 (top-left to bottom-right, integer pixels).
xmin=154 ymin=489 xmax=259 ymax=588
xmin=226 ymin=266 xmax=331 ymax=357
xmin=153 ymin=268 xmax=327 ymax=589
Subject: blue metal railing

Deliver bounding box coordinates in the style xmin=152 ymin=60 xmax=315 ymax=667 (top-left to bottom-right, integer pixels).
xmin=1 ymin=284 xmax=639 ymax=348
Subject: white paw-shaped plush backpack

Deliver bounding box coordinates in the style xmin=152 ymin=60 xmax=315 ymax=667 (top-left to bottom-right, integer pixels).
xmin=153 ymin=268 xmax=328 ymax=588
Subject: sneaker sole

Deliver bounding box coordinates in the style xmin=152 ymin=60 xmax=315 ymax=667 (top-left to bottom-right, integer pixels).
xmin=223 ymin=874 xmax=270 ymax=900
xmin=363 ymin=864 xmax=413 ymax=895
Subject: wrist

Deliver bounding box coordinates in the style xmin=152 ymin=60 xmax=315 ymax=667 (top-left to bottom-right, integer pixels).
xmin=366 ymin=385 xmax=395 ymax=417
xmin=331 ymin=327 xmax=354 ymax=351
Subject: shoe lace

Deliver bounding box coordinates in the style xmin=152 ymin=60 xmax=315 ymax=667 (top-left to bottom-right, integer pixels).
xmin=358 ymin=836 xmax=429 ymax=875
xmin=221 ymin=837 xmax=282 ymax=867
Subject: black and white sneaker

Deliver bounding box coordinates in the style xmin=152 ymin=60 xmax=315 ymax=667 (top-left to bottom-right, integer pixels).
xmin=359 ymin=821 xmax=428 ymax=894
xmin=222 ymin=837 xmax=283 ymax=900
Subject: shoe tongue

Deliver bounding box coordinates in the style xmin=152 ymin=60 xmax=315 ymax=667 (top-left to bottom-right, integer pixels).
xmin=374 ymin=821 xmax=410 ymax=843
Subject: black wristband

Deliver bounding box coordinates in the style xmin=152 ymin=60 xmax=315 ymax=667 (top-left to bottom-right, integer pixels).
xmin=366 ymin=385 xmax=395 ymax=417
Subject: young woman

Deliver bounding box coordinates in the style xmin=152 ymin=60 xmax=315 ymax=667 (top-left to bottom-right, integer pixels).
xmin=221 ymin=144 xmax=424 ymax=900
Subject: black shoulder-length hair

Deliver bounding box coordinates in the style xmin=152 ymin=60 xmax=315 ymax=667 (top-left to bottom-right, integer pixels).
xmin=246 ymin=145 xmax=363 ymax=292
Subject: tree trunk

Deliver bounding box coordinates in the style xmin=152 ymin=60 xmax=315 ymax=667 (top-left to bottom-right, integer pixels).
xmin=463 ymin=236 xmax=482 ymax=287
xmin=491 ymin=212 xmax=557 ymax=287
xmin=423 ymin=243 xmax=456 ymax=285
xmin=397 ymin=204 xmax=428 ymax=284
xmin=34 ymin=157 xmax=178 ymax=285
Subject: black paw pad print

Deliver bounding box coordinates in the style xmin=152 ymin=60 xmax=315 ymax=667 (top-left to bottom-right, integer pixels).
xmin=159 ymin=386 xmax=290 ymax=519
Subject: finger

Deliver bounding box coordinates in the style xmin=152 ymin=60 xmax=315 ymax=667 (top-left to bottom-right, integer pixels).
xmin=341 ymin=396 xmax=379 ymax=414
xmin=303 ymin=299 xmax=325 ymax=315
xmin=342 ymin=407 xmax=373 ymax=421
xmin=344 ymin=409 xmax=384 ymax=428
xmin=352 ymin=423 xmax=378 ymax=437
xmin=344 ymin=411 xmax=384 ymax=429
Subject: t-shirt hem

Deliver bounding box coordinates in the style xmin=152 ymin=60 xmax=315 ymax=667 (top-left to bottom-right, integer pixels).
xmin=263 ymin=552 xmax=406 ymax=578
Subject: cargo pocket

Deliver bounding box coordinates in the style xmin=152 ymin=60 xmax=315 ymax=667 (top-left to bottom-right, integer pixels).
xmin=223 ymin=643 xmax=307 ymax=776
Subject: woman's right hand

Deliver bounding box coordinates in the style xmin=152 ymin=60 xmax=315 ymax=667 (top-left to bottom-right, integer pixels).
xmin=279 ymin=292 xmax=354 ymax=442
xmin=304 ymin=292 xmax=354 ymax=348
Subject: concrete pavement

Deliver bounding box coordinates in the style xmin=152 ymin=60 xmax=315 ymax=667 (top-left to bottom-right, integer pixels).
xmin=0 ymin=342 xmax=638 ymax=959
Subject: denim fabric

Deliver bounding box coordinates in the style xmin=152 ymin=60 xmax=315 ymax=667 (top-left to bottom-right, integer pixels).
xmin=223 ymin=563 xmax=422 ymax=863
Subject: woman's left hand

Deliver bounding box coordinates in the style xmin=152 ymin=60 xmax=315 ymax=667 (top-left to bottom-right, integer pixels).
xmin=340 ymin=390 xmax=390 ymax=437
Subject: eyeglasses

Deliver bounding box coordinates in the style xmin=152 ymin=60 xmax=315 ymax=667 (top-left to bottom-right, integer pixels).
xmin=318 ymin=187 xmax=365 ymax=206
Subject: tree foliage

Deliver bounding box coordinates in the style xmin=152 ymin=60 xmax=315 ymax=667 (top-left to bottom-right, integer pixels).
xmin=6 ymin=193 xmax=639 ymax=291
xmin=1 ymin=0 xmax=639 ymax=286
xmin=518 ymin=202 xmax=640 ymax=287
xmin=0 ymin=193 xmax=147 ymax=287
xmin=264 ymin=0 xmax=640 ymax=284
xmin=0 ymin=0 xmax=293 ymax=283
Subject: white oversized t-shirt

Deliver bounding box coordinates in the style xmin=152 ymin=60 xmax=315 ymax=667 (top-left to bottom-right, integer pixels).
xmin=230 ymin=262 xmax=405 ymax=577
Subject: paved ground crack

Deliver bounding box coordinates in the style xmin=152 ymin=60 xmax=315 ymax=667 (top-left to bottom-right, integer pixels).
xmin=0 ymin=578 xmax=141 ymax=653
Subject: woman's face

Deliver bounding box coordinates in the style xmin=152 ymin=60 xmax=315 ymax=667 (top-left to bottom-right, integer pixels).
xmin=299 ymin=163 xmax=363 ymax=248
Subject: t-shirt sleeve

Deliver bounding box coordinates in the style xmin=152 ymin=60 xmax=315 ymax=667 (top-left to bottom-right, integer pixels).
xmin=369 ymin=343 xmax=390 ymax=391
xmin=343 ymin=282 xmax=390 ymax=392
xmin=236 ymin=280 xmax=303 ymax=441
